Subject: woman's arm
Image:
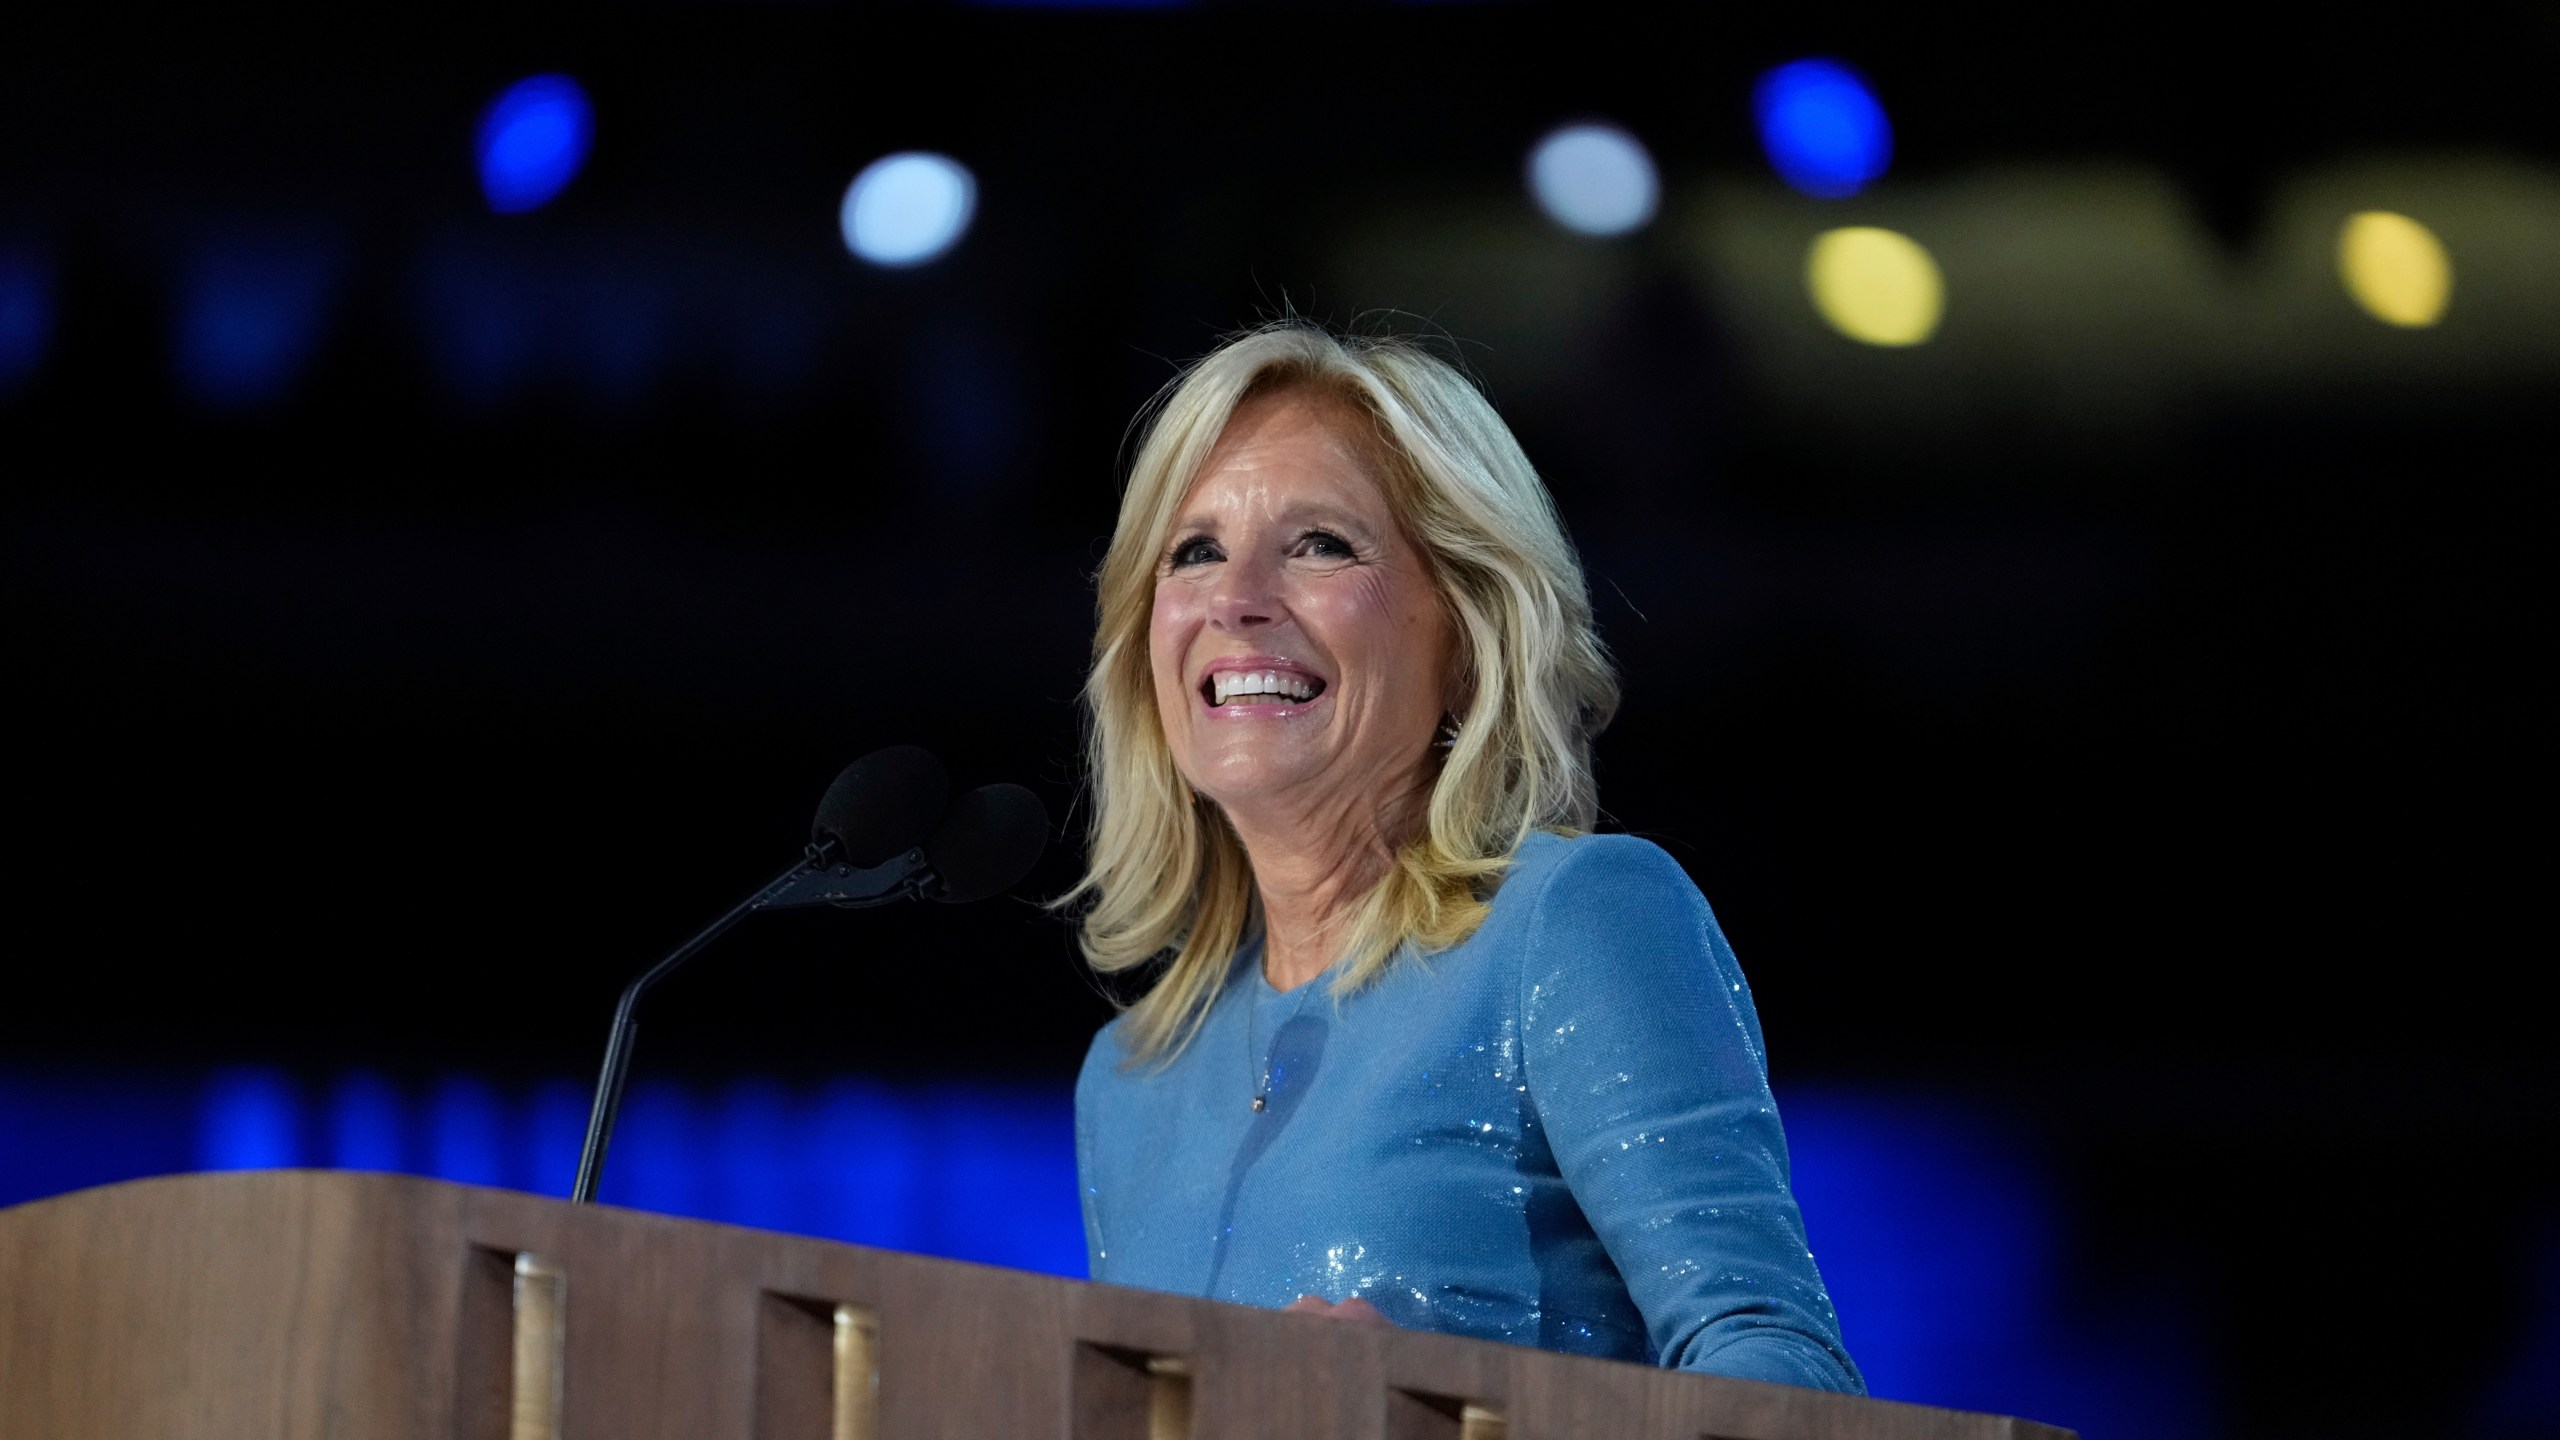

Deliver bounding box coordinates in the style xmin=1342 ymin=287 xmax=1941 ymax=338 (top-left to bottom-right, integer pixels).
xmin=1519 ymin=836 xmax=1865 ymax=1394
xmin=1074 ymin=1036 xmax=1112 ymax=1281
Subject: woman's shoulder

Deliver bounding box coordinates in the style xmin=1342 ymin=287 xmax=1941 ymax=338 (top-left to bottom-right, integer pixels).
xmin=1498 ymin=829 xmax=1703 ymax=914
xmin=1078 ymin=944 xmax=1254 ymax=1096
xmin=1077 ymin=1007 xmax=1156 ymax=1122
xmin=1082 ymin=1008 xmax=1137 ymax=1072
xmin=1498 ymin=832 xmax=1766 ymax=1062
xmin=1483 ymin=830 xmax=1732 ymax=980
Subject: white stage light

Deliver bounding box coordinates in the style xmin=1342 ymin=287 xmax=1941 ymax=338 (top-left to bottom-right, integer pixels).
xmin=840 ymin=153 xmax=978 ymax=268
xmin=1526 ymin=123 xmax=1659 ymax=238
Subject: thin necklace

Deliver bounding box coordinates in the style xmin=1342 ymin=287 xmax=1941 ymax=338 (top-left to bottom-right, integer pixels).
xmin=1246 ymin=962 xmax=1322 ymax=1112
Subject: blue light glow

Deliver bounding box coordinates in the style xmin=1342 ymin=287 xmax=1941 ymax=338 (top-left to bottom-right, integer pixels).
xmin=0 ymin=1064 xmax=2249 ymax=1433
xmin=477 ymin=75 xmax=594 ymax=215
xmin=198 ymin=1069 xmax=299 ymax=1170
xmin=0 ymin=1071 xmax=194 ymax=1206
xmin=427 ymin=1076 xmax=508 ymax=1187
xmin=326 ymin=1071 xmax=406 ymax=1172
xmin=0 ymin=245 xmax=52 ymax=394
xmin=408 ymin=234 xmax=840 ymax=411
xmin=2476 ymin=1222 xmax=2560 ymax=1434
xmin=1785 ymin=1092 xmax=2209 ymax=1433
xmin=912 ymin=319 xmax=1029 ymax=496
xmin=174 ymin=235 xmax=344 ymax=411
xmin=409 ymin=238 xmax=536 ymax=408
xmin=840 ymin=153 xmax=978 ymax=268
xmin=709 ymin=1078 xmax=798 ymax=1232
xmin=51 ymin=1067 xmax=1083 ymax=1274
xmin=524 ymin=1082 xmax=590 ymax=1199
xmin=1753 ymin=59 xmax=1892 ymax=199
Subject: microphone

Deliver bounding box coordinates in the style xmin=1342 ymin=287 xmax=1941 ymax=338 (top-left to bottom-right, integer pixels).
xmin=925 ymin=783 xmax=1050 ymax=903
xmin=569 ymin=750 xmax=1051 ymax=1204
xmin=815 ymin=744 xmax=951 ymax=866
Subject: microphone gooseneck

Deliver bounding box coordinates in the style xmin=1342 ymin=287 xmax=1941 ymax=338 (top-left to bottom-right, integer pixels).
xmin=568 ymin=858 xmax=814 ymax=1205
xmin=569 ymin=750 xmax=1051 ymax=1205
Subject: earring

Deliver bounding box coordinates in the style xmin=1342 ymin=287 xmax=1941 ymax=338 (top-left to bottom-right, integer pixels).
xmin=1432 ymin=714 xmax=1462 ymax=751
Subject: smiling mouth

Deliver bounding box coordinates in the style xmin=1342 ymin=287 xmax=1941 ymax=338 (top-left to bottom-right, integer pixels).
xmin=1201 ymin=670 xmax=1327 ymax=707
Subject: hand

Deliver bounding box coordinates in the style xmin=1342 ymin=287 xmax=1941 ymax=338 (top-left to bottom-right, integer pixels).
xmin=1282 ymin=1294 xmax=1393 ymax=1326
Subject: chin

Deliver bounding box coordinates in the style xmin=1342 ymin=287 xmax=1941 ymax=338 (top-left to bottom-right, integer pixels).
xmin=1189 ymin=740 xmax=1328 ymax=806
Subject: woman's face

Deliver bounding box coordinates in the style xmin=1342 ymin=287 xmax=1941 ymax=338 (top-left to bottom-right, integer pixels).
xmin=1149 ymin=388 xmax=1455 ymax=827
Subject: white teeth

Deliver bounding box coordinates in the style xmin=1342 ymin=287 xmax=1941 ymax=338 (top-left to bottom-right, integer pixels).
xmin=1211 ymin=669 xmax=1318 ymax=704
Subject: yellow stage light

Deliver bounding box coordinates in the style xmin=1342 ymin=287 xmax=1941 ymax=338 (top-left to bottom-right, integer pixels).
xmin=2337 ymin=211 xmax=2451 ymax=327
xmin=1806 ymin=226 xmax=1944 ymax=346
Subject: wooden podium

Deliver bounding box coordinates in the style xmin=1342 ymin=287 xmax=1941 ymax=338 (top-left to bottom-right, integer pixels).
xmin=0 ymin=1172 xmax=2069 ymax=1440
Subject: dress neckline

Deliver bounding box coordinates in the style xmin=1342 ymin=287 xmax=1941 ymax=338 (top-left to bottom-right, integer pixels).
xmin=1239 ymin=935 xmax=1340 ymax=1001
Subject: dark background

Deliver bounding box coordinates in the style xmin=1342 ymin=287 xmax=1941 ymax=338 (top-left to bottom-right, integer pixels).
xmin=2 ymin=5 xmax=2553 ymax=1438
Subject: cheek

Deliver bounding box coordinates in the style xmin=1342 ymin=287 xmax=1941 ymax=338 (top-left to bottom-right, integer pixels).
xmin=1339 ymin=567 xmax=1398 ymax=620
xmin=1148 ymin=584 xmax=1194 ymax=704
xmin=1325 ymin=571 xmax=1447 ymax=705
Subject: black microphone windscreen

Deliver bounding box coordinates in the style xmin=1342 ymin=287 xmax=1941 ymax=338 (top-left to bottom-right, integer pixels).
xmin=924 ymin=784 xmax=1050 ymax=903
xmin=812 ymin=746 xmax=949 ymax=867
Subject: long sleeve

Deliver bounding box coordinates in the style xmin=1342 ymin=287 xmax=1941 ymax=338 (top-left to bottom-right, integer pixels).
xmin=1519 ymin=836 xmax=1863 ymax=1394
xmin=1075 ymin=1036 xmax=1112 ymax=1281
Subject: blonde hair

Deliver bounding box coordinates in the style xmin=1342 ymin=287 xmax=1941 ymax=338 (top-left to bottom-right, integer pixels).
xmin=1062 ymin=321 xmax=1618 ymax=1061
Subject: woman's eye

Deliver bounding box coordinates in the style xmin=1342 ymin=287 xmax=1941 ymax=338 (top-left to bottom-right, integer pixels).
xmin=1169 ymin=536 xmax=1221 ymax=567
xmin=1298 ymin=530 xmax=1355 ymax=560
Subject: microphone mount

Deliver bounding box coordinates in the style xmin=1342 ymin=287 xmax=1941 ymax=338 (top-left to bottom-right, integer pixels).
xmin=569 ymin=752 xmax=1048 ymax=1207
xmin=760 ymin=838 xmax=935 ymax=911
xmin=569 ymin=842 xmax=942 ymax=1205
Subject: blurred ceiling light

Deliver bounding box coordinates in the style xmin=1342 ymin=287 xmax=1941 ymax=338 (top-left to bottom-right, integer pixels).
xmin=1526 ymin=123 xmax=1660 ymax=237
xmin=1806 ymin=226 xmax=1943 ymax=346
xmin=477 ymin=76 xmax=594 ymax=215
xmin=840 ymin=153 xmax=978 ymax=268
xmin=0 ymin=244 xmax=50 ymax=393
xmin=1754 ymin=59 xmax=1892 ymax=199
xmin=176 ymin=234 xmax=346 ymax=410
xmin=2337 ymin=211 xmax=2451 ymax=327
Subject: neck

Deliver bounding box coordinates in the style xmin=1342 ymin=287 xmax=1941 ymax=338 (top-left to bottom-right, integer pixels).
xmin=1223 ymin=772 xmax=1430 ymax=993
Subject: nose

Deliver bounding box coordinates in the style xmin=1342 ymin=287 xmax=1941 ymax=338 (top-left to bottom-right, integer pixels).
xmin=1206 ymin=552 xmax=1283 ymax=633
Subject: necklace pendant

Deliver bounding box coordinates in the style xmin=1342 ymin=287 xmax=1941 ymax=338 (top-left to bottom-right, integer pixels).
xmin=1251 ymin=1094 xmax=1267 ymax=1112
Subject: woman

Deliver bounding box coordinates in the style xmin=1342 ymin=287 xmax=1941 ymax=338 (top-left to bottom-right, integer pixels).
xmin=1066 ymin=322 xmax=1861 ymax=1393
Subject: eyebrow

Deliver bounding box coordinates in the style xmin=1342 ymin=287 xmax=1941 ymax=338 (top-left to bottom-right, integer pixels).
xmin=1168 ymin=501 xmax=1379 ymax=537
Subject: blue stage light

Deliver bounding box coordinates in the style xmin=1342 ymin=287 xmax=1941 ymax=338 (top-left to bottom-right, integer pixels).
xmin=0 ymin=1071 xmax=195 ymax=1209
xmin=0 ymin=245 xmax=52 ymax=394
xmin=811 ymin=1079 xmax=926 ymax=1249
xmin=326 ymin=1072 xmax=406 ymax=1172
xmin=175 ymin=237 xmax=344 ymax=411
xmin=840 ymin=153 xmax=978 ymax=268
xmin=427 ymin=1076 xmax=508 ymax=1187
xmin=709 ymin=1078 xmax=799 ymax=1233
xmin=1753 ymin=59 xmax=1892 ymax=199
xmin=198 ymin=1069 xmax=300 ymax=1170
xmin=3 ymin=1061 xmax=2239 ymax=1429
xmin=525 ymin=1081 xmax=590 ymax=1199
xmin=477 ymin=75 xmax=594 ymax=215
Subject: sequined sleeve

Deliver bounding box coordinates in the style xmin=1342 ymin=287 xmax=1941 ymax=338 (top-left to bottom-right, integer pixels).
xmin=1075 ymin=1034 xmax=1112 ymax=1279
xmin=1518 ymin=836 xmax=1864 ymax=1393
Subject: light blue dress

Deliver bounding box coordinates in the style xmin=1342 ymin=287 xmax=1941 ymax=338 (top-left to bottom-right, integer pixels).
xmin=1075 ymin=831 xmax=1863 ymax=1393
